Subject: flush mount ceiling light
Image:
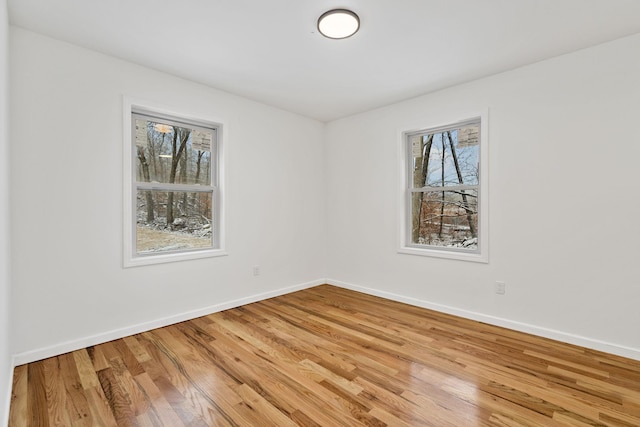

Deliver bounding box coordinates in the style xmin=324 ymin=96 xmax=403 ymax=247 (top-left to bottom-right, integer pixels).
xmin=317 ymin=9 xmax=360 ymax=39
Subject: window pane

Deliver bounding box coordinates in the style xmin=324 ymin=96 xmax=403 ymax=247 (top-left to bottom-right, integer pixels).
xmin=411 ymin=126 xmax=479 ymax=188
xmin=136 ymin=189 xmax=214 ymax=254
xmin=135 ymin=118 xmax=213 ymax=185
xmin=411 ymin=190 xmax=478 ymax=249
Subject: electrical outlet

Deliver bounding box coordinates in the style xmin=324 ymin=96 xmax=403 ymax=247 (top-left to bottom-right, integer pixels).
xmin=253 ymin=266 xmax=260 ymax=276
xmin=495 ymin=281 xmax=506 ymax=295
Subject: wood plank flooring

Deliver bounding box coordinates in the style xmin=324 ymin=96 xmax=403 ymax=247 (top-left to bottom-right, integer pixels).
xmin=9 ymin=284 xmax=640 ymax=426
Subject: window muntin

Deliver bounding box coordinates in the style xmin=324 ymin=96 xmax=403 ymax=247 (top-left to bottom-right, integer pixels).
xmin=406 ymin=118 xmax=481 ymax=254
xmin=131 ymin=110 xmax=220 ymax=260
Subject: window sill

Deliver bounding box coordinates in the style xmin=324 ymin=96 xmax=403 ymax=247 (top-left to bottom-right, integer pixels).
xmin=398 ymin=246 xmax=488 ymax=263
xmin=124 ymin=248 xmax=228 ymax=268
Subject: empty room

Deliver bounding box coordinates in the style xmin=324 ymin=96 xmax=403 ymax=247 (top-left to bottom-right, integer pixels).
xmin=1 ymin=1 xmax=640 ymax=426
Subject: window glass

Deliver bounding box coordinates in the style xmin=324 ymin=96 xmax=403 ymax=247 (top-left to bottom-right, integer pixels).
xmin=134 ymin=118 xmax=213 ymax=185
xmin=407 ymin=118 xmax=481 ymax=253
xmin=136 ymin=190 xmax=214 ymax=254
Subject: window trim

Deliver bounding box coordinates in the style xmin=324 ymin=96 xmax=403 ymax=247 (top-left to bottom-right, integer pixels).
xmin=398 ymin=110 xmax=489 ymax=263
xmin=123 ymin=97 xmax=227 ymax=267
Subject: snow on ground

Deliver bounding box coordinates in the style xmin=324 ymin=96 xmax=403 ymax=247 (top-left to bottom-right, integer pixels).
xmin=136 ymin=225 xmax=212 ymax=253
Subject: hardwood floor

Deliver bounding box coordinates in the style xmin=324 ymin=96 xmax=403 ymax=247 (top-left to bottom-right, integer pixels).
xmin=9 ymin=284 xmax=640 ymax=426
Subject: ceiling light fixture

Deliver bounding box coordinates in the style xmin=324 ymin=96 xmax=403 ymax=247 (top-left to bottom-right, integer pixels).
xmin=317 ymin=9 xmax=360 ymax=39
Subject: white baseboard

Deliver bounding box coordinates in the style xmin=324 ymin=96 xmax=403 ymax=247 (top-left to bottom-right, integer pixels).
xmin=327 ymin=279 xmax=640 ymax=362
xmin=13 ymin=279 xmax=324 ymax=366
xmin=12 ymin=277 xmax=640 ymax=367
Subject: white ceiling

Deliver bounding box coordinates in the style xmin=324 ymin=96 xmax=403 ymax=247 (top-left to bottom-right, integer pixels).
xmin=8 ymin=0 xmax=640 ymax=122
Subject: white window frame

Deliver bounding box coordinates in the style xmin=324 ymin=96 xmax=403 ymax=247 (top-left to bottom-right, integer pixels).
xmin=398 ymin=110 xmax=488 ymax=263
xmin=123 ymin=97 xmax=227 ymax=267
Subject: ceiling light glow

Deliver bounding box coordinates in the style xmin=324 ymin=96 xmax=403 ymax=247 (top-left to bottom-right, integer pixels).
xmin=318 ymin=9 xmax=360 ymax=39
xmin=154 ymin=123 xmax=173 ymax=134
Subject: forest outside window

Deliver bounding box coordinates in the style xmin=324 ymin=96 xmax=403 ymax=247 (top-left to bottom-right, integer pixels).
xmin=401 ymin=116 xmax=488 ymax=262
xmin=124 ymin=105 xmax=225 ymax=267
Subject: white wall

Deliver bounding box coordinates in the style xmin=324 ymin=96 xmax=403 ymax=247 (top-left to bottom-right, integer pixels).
xmin=0 ymin=1 xmax=12 ymax=424
xmin=8 ymin=24 xmax=640 ymax=368
xmin=326 ymin=34 xmax=640 ymax=359
xmin=9 ymin=28 xmax=326 ymax=361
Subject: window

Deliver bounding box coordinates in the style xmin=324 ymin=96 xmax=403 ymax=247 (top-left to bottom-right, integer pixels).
xmin=124 ymin=100 xmax=225 ymax=267
xmin=400 ymin=114 xmax=488 ymax=262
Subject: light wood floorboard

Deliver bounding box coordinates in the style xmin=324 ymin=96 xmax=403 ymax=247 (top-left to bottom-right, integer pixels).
xmin=9 ymin=285 xmax=640 ymax=426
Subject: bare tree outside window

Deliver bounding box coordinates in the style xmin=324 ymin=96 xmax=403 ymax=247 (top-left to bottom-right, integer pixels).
xmin=408 ymin=119 xmax=480 ymax=251
xmin=133 ymin=113 xmax=217 ymax=255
